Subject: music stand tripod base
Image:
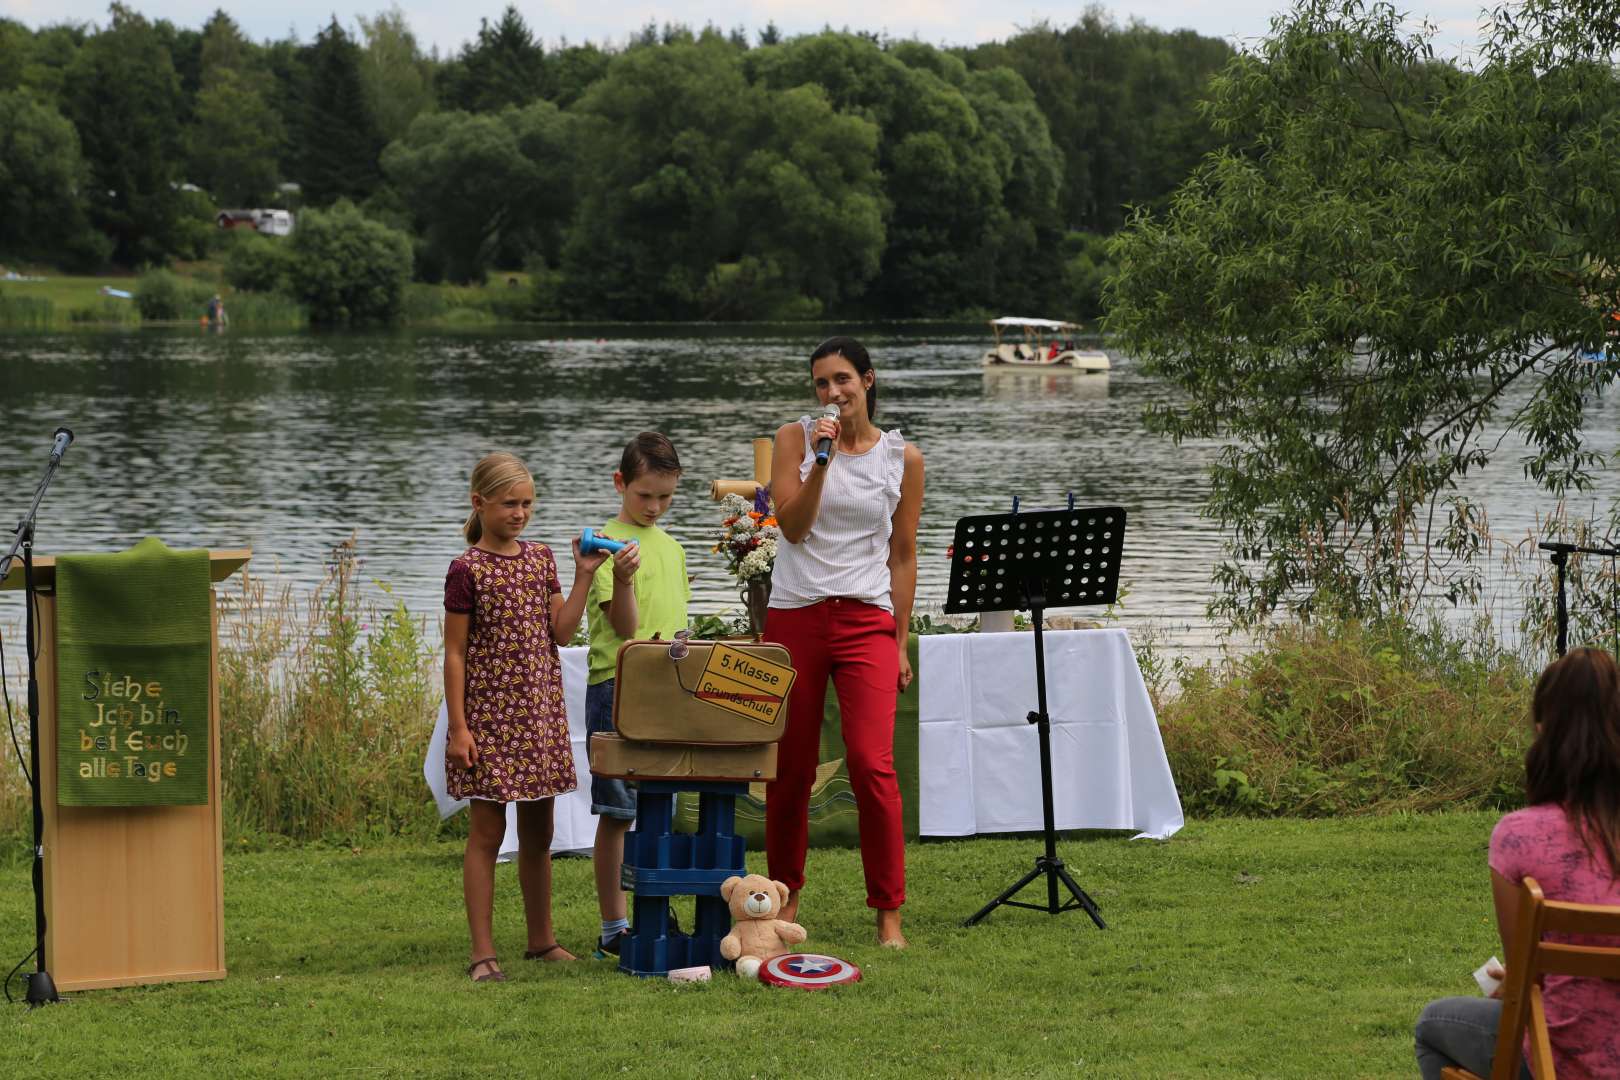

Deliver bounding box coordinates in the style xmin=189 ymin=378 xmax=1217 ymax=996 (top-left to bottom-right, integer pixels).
xmin=944 ymin=504 xmax=1126 ymax=931
xmin=963 ymin=847 xmax=1105 ymax=929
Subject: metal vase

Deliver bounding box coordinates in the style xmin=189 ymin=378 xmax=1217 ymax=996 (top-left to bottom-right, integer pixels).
xmin=743 ymin=575 xmax=772 ymax=640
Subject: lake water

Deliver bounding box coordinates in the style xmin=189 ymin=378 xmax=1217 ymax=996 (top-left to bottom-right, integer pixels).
xmin=2 ymin=326 xmax=1616 ymax=661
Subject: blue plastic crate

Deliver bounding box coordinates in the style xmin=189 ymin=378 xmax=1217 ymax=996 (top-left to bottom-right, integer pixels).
xmin=617 ymin=781 xmax=749 ymax=977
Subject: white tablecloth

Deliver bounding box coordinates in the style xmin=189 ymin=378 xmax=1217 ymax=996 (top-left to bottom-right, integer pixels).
xmin=918 ymin=629 xmax=1183 ymax=840
xmin=424 ymin=646 xmax=600 ymax=858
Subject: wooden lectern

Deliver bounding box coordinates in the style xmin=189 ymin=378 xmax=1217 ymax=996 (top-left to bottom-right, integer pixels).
xmin=1 ymin=548 xmax=249 ymax=991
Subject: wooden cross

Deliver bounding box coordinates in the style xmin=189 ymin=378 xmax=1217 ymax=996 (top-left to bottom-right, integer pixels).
xmin=708 ymin=437 xmax=773 ymax=502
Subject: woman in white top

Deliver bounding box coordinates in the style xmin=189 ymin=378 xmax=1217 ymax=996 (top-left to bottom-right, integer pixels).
xmin=764 ymin=336 xmax=925 ymax=948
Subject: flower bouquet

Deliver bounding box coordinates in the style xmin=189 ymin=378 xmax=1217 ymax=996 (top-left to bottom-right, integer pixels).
xmin=714 ymin=490 xmax=778 ymax=637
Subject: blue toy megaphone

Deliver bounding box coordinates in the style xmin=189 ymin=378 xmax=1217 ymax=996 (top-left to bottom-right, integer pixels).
xmin=580 ymin=528 xmax=634 ymax=555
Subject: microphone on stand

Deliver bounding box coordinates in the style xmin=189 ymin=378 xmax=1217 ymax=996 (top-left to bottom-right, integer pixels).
xmin=814 ymin=404 xmax=839 ymax=467
xmin=49 ymin=427 xmax=73 ymax=465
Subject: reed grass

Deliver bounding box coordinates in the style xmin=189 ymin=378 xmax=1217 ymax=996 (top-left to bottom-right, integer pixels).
xmin=0 ymin=696 xmax=28 ymax=849
xmin=220 ymin=292 xmax=309 ymax=329
xmin=64 ymin=298 xmax=139 ymax=326
xmin=1156 ymin=616 xmax=1534 ymax=817
xmin=0 ymin=292 xmax=54 ymax=329
xmin=217 ymin=541 xmax=442 ymax=844
xmin=0 ymin=592 xmax=31 ymax=847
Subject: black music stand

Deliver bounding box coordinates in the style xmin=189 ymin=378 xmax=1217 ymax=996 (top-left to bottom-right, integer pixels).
xmin=945 ymin=501 xmax=1126 ymax=930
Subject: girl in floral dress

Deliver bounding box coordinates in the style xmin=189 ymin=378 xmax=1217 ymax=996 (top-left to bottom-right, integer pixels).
xmin=444 ymin=452 xmax=609 ymax=982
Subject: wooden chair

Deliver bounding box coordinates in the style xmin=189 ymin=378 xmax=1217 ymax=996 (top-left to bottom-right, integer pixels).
xmin=1441 ymin=876 xmax=1620 ymax=1080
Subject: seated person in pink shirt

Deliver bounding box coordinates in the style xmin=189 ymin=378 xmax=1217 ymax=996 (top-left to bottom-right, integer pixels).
xmin=1415 ymin=646 xmax=1620 ymax=1079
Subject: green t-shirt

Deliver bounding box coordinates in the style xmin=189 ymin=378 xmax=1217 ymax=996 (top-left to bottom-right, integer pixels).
xmin=586 ymin=519 xmax=691 ymax=685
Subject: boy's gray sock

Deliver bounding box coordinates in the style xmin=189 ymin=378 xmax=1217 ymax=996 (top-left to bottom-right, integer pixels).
xmin=600 ymin=918 xmax=628 ymax=946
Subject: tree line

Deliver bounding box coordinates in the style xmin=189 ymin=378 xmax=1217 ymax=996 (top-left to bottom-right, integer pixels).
xmin=0 ymin=4 xmax=1233 ymax=320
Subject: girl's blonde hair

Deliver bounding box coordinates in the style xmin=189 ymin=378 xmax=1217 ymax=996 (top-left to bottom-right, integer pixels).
xmin=464 ymin=452 xmax=534 ymax=544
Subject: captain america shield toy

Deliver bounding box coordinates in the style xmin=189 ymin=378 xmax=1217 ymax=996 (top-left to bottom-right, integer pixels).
xmin=758 ymin=953 xmax=862 ymax=989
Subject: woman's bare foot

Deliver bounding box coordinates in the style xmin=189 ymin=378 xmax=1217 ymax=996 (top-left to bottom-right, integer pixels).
xmin=524 ymin=942 xmax=577 ymax=962
xmin=781 ymin=889 xmax=801 ymax=924
xmin=876 ymin=909 xmax=907 ymax=949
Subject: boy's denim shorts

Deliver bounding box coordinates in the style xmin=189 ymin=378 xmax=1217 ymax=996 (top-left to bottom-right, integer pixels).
xmin=585 ymin=679 xmax=636 ymax=820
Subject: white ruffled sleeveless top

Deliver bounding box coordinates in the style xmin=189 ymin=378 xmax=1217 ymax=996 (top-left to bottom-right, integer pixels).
xmin=769 ymin=416 xmax=907 ymax=614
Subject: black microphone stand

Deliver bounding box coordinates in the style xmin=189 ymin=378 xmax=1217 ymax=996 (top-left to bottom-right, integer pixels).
xmin=1 ymin=429 xmax=73 ymax=1007
xmin=1539 ymin=540 xmax=1620 ymax=660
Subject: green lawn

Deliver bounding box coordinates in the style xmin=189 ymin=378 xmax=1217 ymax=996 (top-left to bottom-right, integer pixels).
xmin=0 ymin=274 xmax=137 ymax=307
xmin=0 ymin=814 xmax=1497 ymax=1078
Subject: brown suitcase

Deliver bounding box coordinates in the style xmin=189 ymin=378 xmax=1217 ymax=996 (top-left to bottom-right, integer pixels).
xmin=588 ymin=733 xmax=778 ymax=782
xmin=611 ymin=639 xmax=794 ymax=746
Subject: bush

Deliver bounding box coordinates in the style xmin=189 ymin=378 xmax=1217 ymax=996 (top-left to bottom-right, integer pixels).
xmin=286 ymin=201 xmax=413 ymax=325
xmin=223 ymin=233 xmax=294 ymax=294
xmin=1158 ymin=618 xmax=1534 ymax=817
xmin=67 ymin=300 xmax=136 ymax=325
xmin=135 ymin=268 xmax=213 ymax=321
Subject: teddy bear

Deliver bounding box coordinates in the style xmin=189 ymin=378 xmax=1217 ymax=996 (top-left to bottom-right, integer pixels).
xmin=718 ymin=873 xmax=807 ymax=978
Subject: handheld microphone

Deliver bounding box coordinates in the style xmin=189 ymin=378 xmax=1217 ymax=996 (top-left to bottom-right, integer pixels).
xmin=814 ymin=404 xmax=839 ymax=467
xmin=580 ymin=528 xmax=634 ymax=555
xmin=49 ymin=427 xmax=74 ymax=465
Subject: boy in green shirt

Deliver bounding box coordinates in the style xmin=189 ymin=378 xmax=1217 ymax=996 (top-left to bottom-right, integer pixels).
xmin=585 ymin=432 xmax=690 ymax=958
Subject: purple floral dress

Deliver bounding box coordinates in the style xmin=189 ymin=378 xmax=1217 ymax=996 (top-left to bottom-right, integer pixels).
xmin=444 ymin=542 xmax=577 ymax=802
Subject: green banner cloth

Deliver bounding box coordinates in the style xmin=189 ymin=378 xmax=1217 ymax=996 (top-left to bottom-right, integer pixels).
xmin=55 ymin=537 xmax=212 ymax=806
xmin=678 ymin=638 xmax=921 ymax=847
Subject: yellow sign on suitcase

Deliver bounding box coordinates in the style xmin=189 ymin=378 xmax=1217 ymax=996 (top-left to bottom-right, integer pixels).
xmin=694 ymin=643 xmax=796 ymax=727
